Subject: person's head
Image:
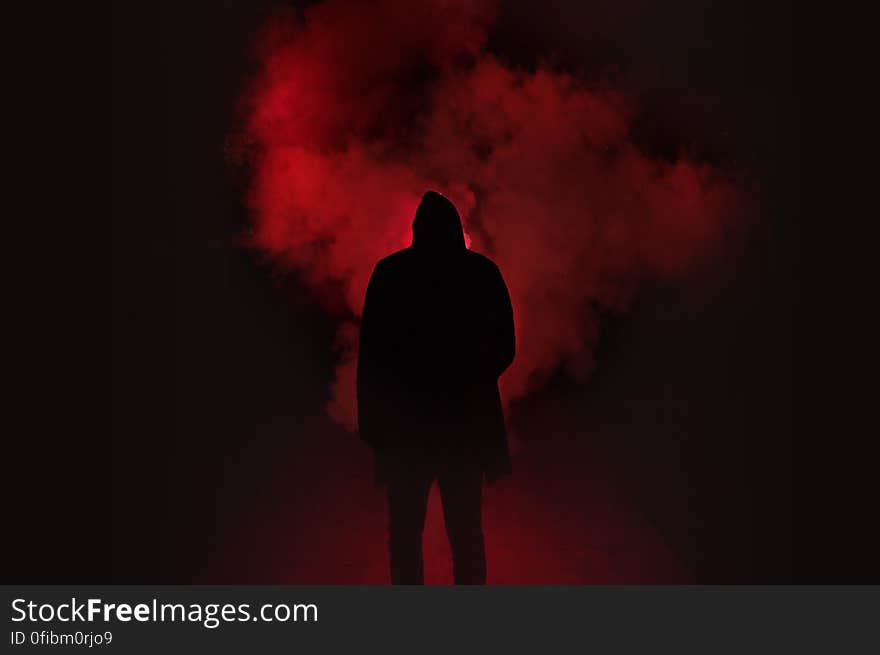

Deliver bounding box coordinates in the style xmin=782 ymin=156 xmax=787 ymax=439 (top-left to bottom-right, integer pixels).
xmin=411 ymin=191 xmax=465 ymax=251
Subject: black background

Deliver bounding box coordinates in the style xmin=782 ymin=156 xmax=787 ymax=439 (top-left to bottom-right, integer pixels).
xmin=13 ymin=0 xmax=800 ymax=583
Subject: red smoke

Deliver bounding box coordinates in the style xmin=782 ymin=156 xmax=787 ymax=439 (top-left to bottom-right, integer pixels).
xmin=240 ymin=0 xmax=736 ymax=430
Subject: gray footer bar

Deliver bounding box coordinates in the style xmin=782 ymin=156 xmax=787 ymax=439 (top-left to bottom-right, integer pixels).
xmin=2 ymin=586 xmax=877 ymax=653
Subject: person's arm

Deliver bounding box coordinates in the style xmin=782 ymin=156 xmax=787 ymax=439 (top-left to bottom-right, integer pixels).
xmin=488 ymin=264 xmax=515 ymax=379
xmin=357 ymin=262 xmax=385 ymax=448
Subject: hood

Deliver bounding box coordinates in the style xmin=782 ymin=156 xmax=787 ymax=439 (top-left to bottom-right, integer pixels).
xmin=411 ymin=191 xmax=466 ymax=251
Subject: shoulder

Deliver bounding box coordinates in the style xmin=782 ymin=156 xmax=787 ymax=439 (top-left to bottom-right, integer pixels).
xmin=463 ymin=249 xmax=501 ymax=274
xmin=373 ymin=248 xmax=414 ymax=274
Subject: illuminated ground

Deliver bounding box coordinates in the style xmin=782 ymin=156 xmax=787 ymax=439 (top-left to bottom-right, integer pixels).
xmin=219 ymin=423 xmax=692 ymax=585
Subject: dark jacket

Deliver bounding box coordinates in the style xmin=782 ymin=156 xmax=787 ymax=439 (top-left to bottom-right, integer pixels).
xmin=357 ymin=191 xmax=515 ymax=482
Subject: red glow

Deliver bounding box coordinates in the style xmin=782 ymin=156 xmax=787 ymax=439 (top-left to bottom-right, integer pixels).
xmin=220 ymin=428 xmax=693 ymax=583
xmin=231 ymin=0 xmax=738 ymax=583
xmin=241 ymin=0 xmax=736 ymax=431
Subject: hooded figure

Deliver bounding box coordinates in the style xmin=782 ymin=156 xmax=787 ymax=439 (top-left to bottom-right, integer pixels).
xmin=357 ymin=191 xmax=515 ymax=584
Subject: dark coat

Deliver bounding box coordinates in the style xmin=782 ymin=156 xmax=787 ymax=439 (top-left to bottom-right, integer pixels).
xmin=357 ymin=191 xmax=515 ymax=483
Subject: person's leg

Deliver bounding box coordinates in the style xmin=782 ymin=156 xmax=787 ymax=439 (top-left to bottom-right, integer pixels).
xmin=386 ymin=453 xmax=433 ymax=584
xmin=437 ymin=460 xmax=486 ymax=584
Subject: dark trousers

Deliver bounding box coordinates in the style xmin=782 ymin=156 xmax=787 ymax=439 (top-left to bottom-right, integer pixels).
xmin=384 ymin=447 xmax=486 ymax=585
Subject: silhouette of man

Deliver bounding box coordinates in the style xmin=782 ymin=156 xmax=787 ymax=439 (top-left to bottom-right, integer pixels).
xmin=357 ymin=191 xmax=515 ymax=585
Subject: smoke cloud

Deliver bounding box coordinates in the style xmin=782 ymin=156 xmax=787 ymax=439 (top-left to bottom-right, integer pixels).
xmin=238 ymin=0 xmax=737 ymax=430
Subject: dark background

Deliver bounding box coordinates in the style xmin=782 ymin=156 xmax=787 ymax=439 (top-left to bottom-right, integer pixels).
xmin=100 ymin=0 xmax=795 ymax=583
